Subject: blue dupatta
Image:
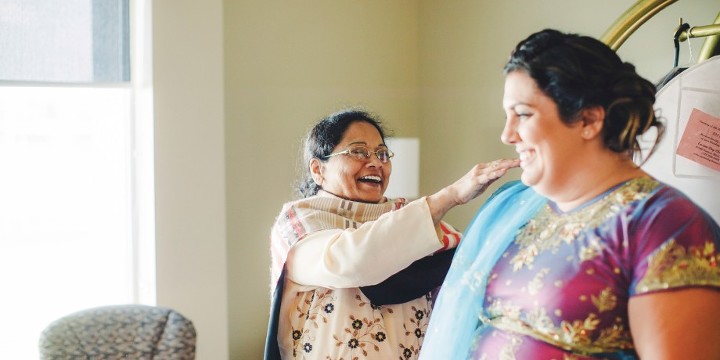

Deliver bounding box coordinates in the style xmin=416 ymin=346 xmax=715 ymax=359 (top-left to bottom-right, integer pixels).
xmin=420 ymin=180 xmax=547 ymax=359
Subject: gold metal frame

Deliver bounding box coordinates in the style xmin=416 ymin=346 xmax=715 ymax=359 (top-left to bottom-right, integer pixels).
xmin=600 ymin=0 xmax=678 ymax=51
xmin=683 ymin=13 xmax=720 ymax=61
xmin=600 ymin=0 xmax=719 ymax=61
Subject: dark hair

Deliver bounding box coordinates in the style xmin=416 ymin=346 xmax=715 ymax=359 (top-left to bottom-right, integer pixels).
xmin=296 ymin=108 xmax=389 ymax=198
xmin=504 ymin=29 xmax=664 ymax=161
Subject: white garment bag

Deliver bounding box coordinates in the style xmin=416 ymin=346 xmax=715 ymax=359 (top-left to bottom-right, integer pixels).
xmin=641 ymin=55 xmax=720 ymax=223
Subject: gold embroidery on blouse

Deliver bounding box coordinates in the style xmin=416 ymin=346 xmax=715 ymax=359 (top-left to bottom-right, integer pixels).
xmin=484 ymin=286 xmax=634 ymax=356
xmin=593 ymin=318 xmax=634 ymax=351
xmin=528 ymin=268 xmax=550 ymax=296
xmin=499 ymin=333 xmax=522 ymax=360
xmin=591 ymin=287 xmax=617 ymax=313
xmin=484 ymin=307 xmax=634 ymax=356
xmin=635 ymin=239 xmax=720 ymax=293
xmin=511 ymin=178 xmax=658 ymax=271
xmin=580 ymin=234 xmax=604 ymax=262
xmin=499 ymin=343 xmax=516 ymax=360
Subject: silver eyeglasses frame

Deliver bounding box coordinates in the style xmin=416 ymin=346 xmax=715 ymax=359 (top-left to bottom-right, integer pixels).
xmin=323 ymin=145 xmax=394 ymax=164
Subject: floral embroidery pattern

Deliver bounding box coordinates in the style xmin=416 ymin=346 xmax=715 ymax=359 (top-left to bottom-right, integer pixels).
xmin=511 ymin=178 xmax=658 ymax=271
xmin=636 ymin=239 xmax=720 ymax=293
xmin=290 ymin=289 xmax=339 ymax=357
xmin=397 ymin=306 xmax=430 ymax=360
xmin=591 ymin=287 xmax=617 ymax=314
xmin=485 ymin=279 xmax=635 ymax=355
xmin=329 ymin=295 xmax=398 ymax=358
xmin=527 ymin=268 xmax=550 ymax=296
xmin=485 ymin=304 xmax=633 ymax=356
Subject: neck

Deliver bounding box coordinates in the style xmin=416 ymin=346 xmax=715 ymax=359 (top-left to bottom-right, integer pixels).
xmin=550 ymin=155 xmax=646 ymax=212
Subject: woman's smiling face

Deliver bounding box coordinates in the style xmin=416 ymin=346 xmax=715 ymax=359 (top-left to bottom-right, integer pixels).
xmin=315 ymin=121 xmax=392 ymax=203
xmin=501 ymin=70 xmax=584 ymax=196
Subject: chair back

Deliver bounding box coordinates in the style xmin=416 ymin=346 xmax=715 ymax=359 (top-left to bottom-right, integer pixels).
xmin=39 ymin=304 xmax=196 ymax=360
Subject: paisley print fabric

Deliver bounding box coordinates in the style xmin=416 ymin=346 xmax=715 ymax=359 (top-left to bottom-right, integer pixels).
xmin=39 ymin=304 xmax=196 ymax=360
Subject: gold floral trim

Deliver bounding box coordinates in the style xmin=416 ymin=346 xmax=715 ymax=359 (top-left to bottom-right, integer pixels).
xmin=635 ymin=239 xmax=720 ymax=294
xmin=511 ymin=178 xmax=659 ymax=271
xmin=482 ymin=306 xmax=634 ymax=356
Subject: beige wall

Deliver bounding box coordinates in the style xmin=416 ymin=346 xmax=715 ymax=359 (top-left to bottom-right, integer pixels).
xmin=153 ymin=1 xmax=717 ymax=359
xmin=153 ymin=0 xmax=229 ymax=359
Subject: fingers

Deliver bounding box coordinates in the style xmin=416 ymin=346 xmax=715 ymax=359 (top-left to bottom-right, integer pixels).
xmin=453 ymin=159 xmax=519 ymax=205
xmin=475 ymin=158 xmax=519 ymax=179
xmin=486 ymin=158 xmax=520 ymax=171
xmin=485 ymin=158 xmax=519 ymax=178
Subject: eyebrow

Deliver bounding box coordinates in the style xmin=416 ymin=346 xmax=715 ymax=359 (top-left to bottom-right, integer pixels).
xmin=346 ymin=141 xmax=388 ymax=148
xmin=504 ymin=102 xmax=531 ymax=111
xmin=509 ymin=101 xmax=528 ymax=107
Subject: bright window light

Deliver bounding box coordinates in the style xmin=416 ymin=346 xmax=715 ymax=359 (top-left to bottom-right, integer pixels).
xmin=0 ymin=0 xmax=153 ymax=358
xmin=0 ymin=86 xmax=137 ymax=357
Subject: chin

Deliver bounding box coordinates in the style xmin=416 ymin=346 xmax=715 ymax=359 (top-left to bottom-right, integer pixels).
xmin=519 ymin=172 xmax=535 ymax=187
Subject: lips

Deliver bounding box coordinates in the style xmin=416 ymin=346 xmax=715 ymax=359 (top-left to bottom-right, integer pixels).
xmin=518 ymin=149 xmax=535 ymax=167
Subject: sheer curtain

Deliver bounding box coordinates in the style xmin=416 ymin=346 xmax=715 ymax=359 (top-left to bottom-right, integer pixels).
xmin=0 ymin=0 xmax=153 ymax=358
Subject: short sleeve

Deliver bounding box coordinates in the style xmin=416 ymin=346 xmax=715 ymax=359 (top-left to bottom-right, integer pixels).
xmin=629 ymin=187 xmax=720 ymax=295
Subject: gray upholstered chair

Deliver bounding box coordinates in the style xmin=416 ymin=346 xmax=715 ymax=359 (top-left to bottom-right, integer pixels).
xmin=38 ymin=304 xmax=196 ymax=360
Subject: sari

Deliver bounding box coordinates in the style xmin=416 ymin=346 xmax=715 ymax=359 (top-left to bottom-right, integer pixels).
xmin=420 ymin=181 xmax=546 ymax=359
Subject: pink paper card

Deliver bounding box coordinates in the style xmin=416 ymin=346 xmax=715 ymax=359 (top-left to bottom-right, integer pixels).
xmin=676 ymin=108 xmax=720 ymax=172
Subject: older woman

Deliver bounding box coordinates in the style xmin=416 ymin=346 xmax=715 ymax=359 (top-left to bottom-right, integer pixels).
xmin=266 ymin=109 xmax=518 ymax=359
xmin=421 ymin=29 xmax=720 ymax=359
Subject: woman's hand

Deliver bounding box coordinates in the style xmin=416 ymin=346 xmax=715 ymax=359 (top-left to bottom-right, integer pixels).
xmin=426 ymin=159 xmax=520 ymax=225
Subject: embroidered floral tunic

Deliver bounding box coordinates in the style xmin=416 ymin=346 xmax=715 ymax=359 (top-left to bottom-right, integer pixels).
xmin=470 ymin=177 xmax=720 ymax=359
xmin=270 ymin=191 xmax=460 ymax=359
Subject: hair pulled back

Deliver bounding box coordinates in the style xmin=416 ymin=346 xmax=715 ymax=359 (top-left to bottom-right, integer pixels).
xmin=504 ymin=29 xmax=663 ymax=160
xmin=296 ymin=108 xmax=388 ymax=198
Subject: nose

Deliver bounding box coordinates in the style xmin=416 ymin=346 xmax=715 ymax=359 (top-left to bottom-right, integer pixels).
xmin=501 ymin=118 xmax=519 ymax=145
xmin=366 ymin=153 xmax=384 ymax=167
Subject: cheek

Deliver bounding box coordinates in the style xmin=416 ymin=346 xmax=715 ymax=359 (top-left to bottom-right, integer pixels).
xmin=338 ymin=164 xmax=361 ymax=185
xmin=517 ymin=125 xmax=536 ymax=144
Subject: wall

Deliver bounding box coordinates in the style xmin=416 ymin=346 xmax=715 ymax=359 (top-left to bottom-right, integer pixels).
xmin=152 ymin=1 xmax=718 ymax=359
xmin=152 ymin=0 xmax=229 ymax=359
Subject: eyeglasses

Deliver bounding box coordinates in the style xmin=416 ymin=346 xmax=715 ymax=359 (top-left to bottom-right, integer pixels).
xmin=323 ymin=145 xmax=394 ymax=164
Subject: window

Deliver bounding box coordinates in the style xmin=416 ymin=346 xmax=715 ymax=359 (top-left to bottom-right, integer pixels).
xmin=0 ymin=1 xmax=153 ymax=358
xmin=0 ymin=0 xmax=130 ymax=83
